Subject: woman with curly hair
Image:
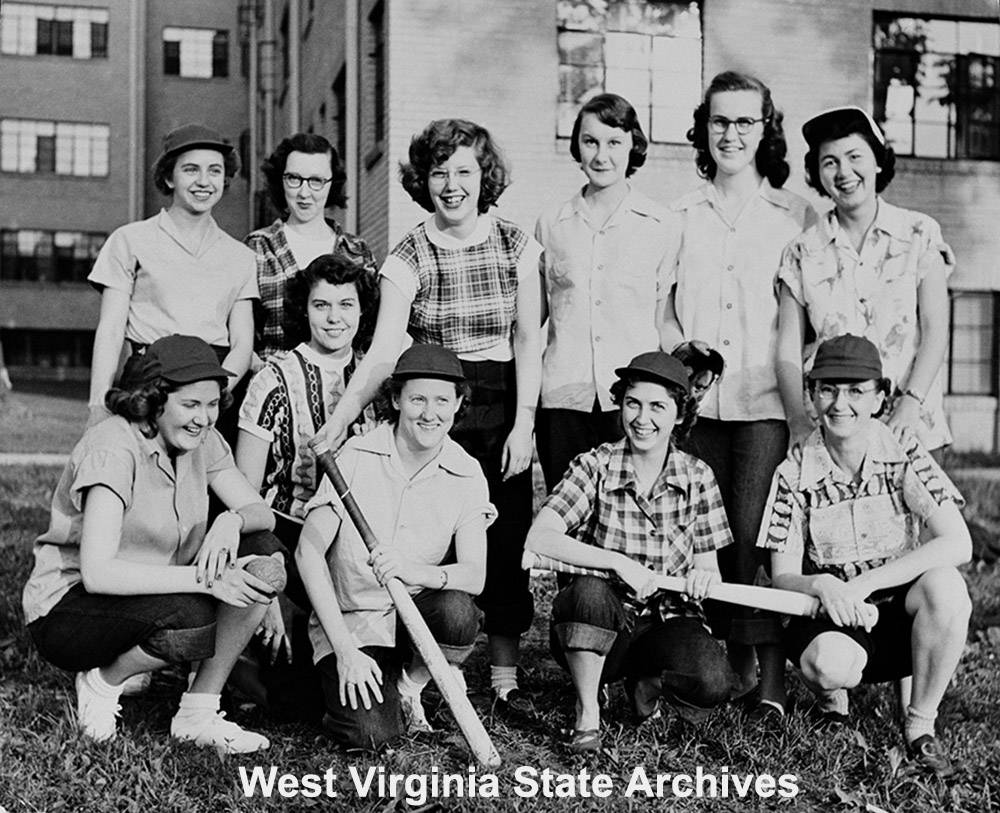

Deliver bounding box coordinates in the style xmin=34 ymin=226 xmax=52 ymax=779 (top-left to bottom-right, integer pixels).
xmin=246 ymin=132 xmax=377 ymax=364
xmin=526 ymin=352 xmax=739 ymax=753
xmin=660 ymin=71 xmax=815 ymax=719
xmin=312 ymin=118 xmax=543 ymax=712
xmin=776 ymin=107 xmax=953 ymax=455
xmin=534 ymin=93 xmax=676 ymax=494
xmin=23 ymin=335 xmax=283 ymax=752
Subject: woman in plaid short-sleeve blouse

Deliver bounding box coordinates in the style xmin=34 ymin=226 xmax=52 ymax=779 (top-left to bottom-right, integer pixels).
xmin=312 ymin=119 xmax=543 ymax=713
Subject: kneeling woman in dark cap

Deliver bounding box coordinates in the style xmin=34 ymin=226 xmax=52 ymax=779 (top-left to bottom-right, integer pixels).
xmin=23 ymin=335 xmax=283 ymax=753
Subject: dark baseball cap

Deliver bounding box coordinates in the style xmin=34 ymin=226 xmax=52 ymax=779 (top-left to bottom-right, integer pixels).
xmin=802 ymin=106 xmax=886 ymax=150
xmin=135 ymin=335 xmax=234 ymax=386
xmin=671 ymin=341 xmax=725 ymax=379
xmin=158 ymin=123 xmax=234 ymax=163
xmin=614 ymin=351 xmax=691 ymax=394
xmin=808 ymin=334 xmax=883 ymax=381
xmin=390 ymin=344 xmax=466 ymax=382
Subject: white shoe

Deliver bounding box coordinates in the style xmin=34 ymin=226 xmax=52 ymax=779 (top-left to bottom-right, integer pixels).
xmin=397 ymin=679 xmax=434 ymax=734
xmin=170 ymin=710 xmax=270 ymax=754
xmin=119 ymin=672 xmax=152 ymax=697
xmin=75 ymin=671 xmax=120 ymax=742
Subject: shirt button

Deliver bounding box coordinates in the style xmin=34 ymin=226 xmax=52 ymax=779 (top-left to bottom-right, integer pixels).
xmin=595 ymin=299 xmax=602 ymax=306
xmin=730 ymin=227 xmax=736 ymax=233
xmin=727 ymin=264 xmax=734 ymax=271
xmin=597 ymin=264 xmax=604 ymax=270
xmin=723 ymin=339 xmax=730 ymax=346
xmin=726 ymin=303 xmax=733 ymax=309
xmin=595 ymin=336 xmax=602 ymax=342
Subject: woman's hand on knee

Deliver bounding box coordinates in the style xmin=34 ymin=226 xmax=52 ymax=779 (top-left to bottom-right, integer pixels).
xmin=813 ymin=574 xmax=871 ymax=629
xmin=337 ymin=649 xmax=384 ymax=711
xmin=196 ymin=512 xmax=243 ymax=586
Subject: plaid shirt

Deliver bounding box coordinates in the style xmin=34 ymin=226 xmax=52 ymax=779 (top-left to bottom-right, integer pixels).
xmin=543 ymin=439 xmax=733 ymax=620
xmin=390 ymin=216 xmax=529 ymax=354
xmin=757 ymin=422 xmax=963 ymax=583
xmin=245 ymin=219 xmax=377 ymax=360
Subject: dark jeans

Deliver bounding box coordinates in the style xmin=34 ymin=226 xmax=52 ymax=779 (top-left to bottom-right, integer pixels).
xmin=550 ymin=577 xmax=738 ymax=712
xmin=451 ymin=359 xmax=534 ymax=637
xmin=317 ymin=589 xmax=482 ymax=750
xmin=536 ymin=403 xmax=624 ymax=492
xmin=683 ymin=418 xmax=788 ymax=646
xmin=27 ymin=530 xmax=283 ymax=672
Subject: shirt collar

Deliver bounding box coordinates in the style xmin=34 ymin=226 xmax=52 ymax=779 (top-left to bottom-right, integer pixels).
xmin=817 ymin=196 xmax=907 ymax=246
xmin=603 ymin=438 xmax=688 ymax=497
xmin=557 ymin=184 xmax=664 ymax=226
xmin=799 ymin=422 xmax=908 ymax=489
xmin=156 ymin=208 xmax=222 ymax=256
xmin=673 ymin=178 xmax=790 ymax=213
xmin=352 ymin=423 xmax=481 ymax=478
xmin=423 ymin=214 xmax=491 ymax=249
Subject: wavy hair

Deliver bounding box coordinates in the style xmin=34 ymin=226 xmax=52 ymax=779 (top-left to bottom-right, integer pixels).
xmin=106 ymin=378 xmax=232 ymax=439
xmin=570 ymin=93 xmax=648 ymax=177
xmin=610 ymin=376 xmax=699 ymax=443
xmin=284 ymin=251 xmax=380 ymax=351
xmin=399 ymin=119 xmax=509 ymax=214
xmin=687 ymin=71 xmax=790 ymax=188
xmin=261 ymin=132 xmax=349 ymax=213
xmin=803 ymin=119 xmax=896 ymax=197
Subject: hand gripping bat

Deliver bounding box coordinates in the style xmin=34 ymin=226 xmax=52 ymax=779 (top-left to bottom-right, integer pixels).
xmin=521 ymin=550 xmax=879 ymax=625
xmin=315 ymin=449 xmax=501 ymax=768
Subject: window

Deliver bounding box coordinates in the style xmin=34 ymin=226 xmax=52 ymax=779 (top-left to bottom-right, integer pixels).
xmin=557 ymin=0 xmax=701 ymax=144
xmin=949 ymin=292 xmax=999 ymax=395
xmin=0 ymin=229 xmax=106 ymax=283
xmin=369 ymin=2 xmax=386 ymax=146
xmin=874 ymin=15 xmax=1000 ymax=160
xmin=332 ymin=67 xmax=347 ymax=163
xmin=163 ymin=27 xmax=229 ymax=78
xmin=1 ymin=119 xmax=110 ymax=176
xmin=1 ymin=3 xmax=109 ymax=59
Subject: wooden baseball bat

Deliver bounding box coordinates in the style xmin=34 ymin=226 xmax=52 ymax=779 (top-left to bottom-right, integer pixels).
xmin=315 ymin=450 xmax=501 ymax=768
xmin=522 ymin=550 xmax=878 ymax=625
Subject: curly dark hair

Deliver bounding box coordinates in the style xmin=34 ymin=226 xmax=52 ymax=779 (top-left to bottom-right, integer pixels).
xmin=687 ymin=71 xmax=790 ymax=188
xmin=399 ymin=119 xmax=509 ymax=214
xmin=261 ymin=133 xmax=348 ymax=213
xmin=803 ymin=119 xmax=896 ymax=197
xmin=610 ymin=375 xmax=699 ymax=444
xmin=106 ymin=378 xmax=233 ymax=439
xmin=284 ymin=251 xmax=380 ymax=351
xmin=153 ymin=147 xmax=240 ymax=196
xmin=806 ymin=376 xmax=892 ymax=418
xmin=372 ymin=376 xmax=472 ymax=425
xmin=570 ymin=93 xmax=648 ymax=177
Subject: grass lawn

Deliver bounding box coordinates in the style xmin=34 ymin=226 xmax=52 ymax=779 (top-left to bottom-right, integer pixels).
xmin=0 ymin=389 xmax=87 ymax=455
xmin=2 ymin=408 xmax=1000 ymax=810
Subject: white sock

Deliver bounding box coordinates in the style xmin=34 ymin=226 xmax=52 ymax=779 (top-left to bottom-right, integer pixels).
xmin=398 ymin=668 xmax=430 ymax=696
xmin=87 ymin=668 xmax=125 ymax=697
xmin=491 ymin=665 xmax=518 ymax=699
xmin=905 ymin=705 xmax=937 ymax=744
xmin=175 ymin=692 xmax=221 ymax=715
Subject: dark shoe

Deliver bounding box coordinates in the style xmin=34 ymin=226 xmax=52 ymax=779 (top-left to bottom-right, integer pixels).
xmin=745 ymin=699 xmax=786 ymax=726
xmin=907 ymin=735 xmax=956 ymax=778
xmin=493 ymin=688 xmax=534 ymax=716
xmin=625 ymin=676 xmax=662 ymax=724
xmin=565 ymin=727 xmax=602 ymax=754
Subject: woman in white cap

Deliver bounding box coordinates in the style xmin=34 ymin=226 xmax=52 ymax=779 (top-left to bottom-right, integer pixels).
xmin=87 ymin=124 xmax=257 ymax=435
xmin=776 ymin=106 xmax=954 ymax=454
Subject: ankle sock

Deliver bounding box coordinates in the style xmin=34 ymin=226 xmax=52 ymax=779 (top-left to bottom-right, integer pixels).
xmin=87 ymin=668 xmax=125 ymax=698
xmin=490 ymin=665 xmax=518 ymax=699
xmin=905 ymin=705 xmax=937 ymax=745
xmin=398 ymin=667 xmax=430 ymax=697
xmin=175 ymin=691 xmax=221 ymax=715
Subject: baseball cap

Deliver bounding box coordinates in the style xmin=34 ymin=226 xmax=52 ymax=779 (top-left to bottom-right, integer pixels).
xmin=390 ymin=344 xmax=466 ymax=382
xmin=614 ymin=351 xmax=691 ymax=394
xmin=808 ymin=334 xmax=883 ymax=381
xmin=133 ymin=335 xmax=234 ymax=387
xmin=158 ymin=123 xmax=234 ymax=162
xmin=802 ymin=106 xmax=886 ymax=150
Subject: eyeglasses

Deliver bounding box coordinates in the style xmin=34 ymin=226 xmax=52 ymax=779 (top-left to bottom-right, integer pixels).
xmin=283 ymin=173 xmax=332 ymax=191
xmin=428 ymin=167 xmax=481 ymax=185
xmin=708 ymin=116 xmax=767 ymax=135
xmin=814 ymin=384 xmax=877 ymax=403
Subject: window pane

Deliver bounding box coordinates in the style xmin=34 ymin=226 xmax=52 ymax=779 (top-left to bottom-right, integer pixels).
xmin=606 ymin=67 xmax=650 ymax=109
xmin=950 ymin=294 xmax=995 ymax=395
xmin=91 ymin=22 xmax=108 ymax=58
xmin=959 ymin=21 xmax=1000 ymax=57
xmin=605 ymin=31 xmax=648 ymax=69
xmin=558 ymin=0 xmax=604 ymax=32
xmin=558 ymin=31 xmax=603 ymax=66
xmin=164 ymin=40 xmax=180 ymax=75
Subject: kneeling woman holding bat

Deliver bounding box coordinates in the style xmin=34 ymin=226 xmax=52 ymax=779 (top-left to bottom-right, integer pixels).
xmin=526 ymin=352 xmax=740 ymax=753
xmin=23 ymin=335 xmax=284 ymax=753
xmin=297 ymin=344 xmax=494 ymax=749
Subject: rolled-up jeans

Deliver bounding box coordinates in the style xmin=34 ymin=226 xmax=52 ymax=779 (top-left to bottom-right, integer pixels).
xmin=318 ymin=589 xmax=483 ymax=750
xmin=27 ymin=530 xmax=284 ymax=671
xmin=550 ymin=576 xmax=738 ymax=712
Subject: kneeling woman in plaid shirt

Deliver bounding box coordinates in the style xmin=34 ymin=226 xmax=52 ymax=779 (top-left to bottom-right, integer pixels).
xmin=526 ymin=352 xmax=739 ymax=753
xmin=757 ymin=334 xmax=971 ymax=777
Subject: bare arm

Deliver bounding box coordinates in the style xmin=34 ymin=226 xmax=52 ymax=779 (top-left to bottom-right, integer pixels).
xmin=311 ymin=278 xmax=410 ymax=453
xmin=235 ymin=429 xmax=271 ymax=494
xmin=776 ymin=282 xmax=813 ymax=446
xmin=659 ymin=289 xmax=685 ymax=351
xmin=88 ymin=288 xmax=131 ymax=425
xmin=501 ymin=266 xmax=543 ymax=480
xmin=222 ymin=299 xmax=254 ymax=386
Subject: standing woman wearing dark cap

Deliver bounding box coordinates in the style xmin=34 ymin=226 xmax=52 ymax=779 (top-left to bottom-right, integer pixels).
xmin=777 ymin=106 xmax=954 ymax=454
xmin=246 ymin=133 xmax=377 ymax=365
xmin=661 ymin=72 xmax=815 ymax=718
xmin=87 ymin=124 xmax=258 ymax=430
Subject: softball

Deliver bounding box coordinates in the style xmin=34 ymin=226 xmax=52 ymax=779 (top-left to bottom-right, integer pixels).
xmin=244 ymin=556 xmax=287 ymax=593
